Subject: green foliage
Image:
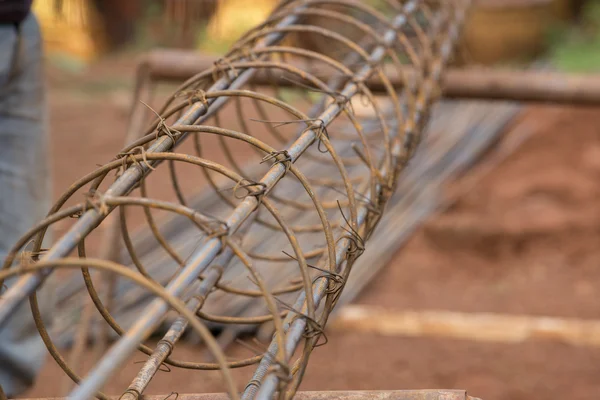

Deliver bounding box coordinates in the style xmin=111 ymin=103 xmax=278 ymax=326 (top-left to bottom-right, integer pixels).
xmin=125 ymin=0 xmax=211 ymax=51
xmin=364 ymin=0 xmax=394 ymax=13
xmin=48 ymin=53 xmax=87 ymax=74
xmin=195 ymin=27 xmax=232 ymax=56
xmin=548 ymin=2 xmax=600 ymax=72
xmin=278 ymin=88 xmax=322 ymax=105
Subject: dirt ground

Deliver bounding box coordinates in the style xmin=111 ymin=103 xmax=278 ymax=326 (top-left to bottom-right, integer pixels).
xmin=21 ymin=55 xmax=600 ymax=400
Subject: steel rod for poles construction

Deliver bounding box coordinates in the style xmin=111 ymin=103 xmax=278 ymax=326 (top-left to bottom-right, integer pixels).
xmin=0 ymin=1 xmax=471 ymax=399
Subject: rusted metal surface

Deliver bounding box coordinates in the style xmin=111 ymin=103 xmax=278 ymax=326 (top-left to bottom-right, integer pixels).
xmin=23 ymin=390 xmax=478 ymax=400
xmin=144 ymin=48 xmax=600 ymax=105
xmin=0 ymin=1 xmax=471 ymax=399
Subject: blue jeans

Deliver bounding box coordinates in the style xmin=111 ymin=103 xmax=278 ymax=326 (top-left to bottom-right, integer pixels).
xmin=0 ymin=13 xmax=53 ymax=396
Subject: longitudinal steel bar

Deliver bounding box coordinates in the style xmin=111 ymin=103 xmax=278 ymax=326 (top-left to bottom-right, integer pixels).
xmin=0 ymin=2 xmax=305 ymax=328
xmin=121 ymin=253 xmax=229 ymax=400
xmin=120 ymin=202 xmax=258 ymax=400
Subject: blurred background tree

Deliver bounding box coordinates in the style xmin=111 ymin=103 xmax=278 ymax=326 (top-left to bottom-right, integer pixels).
xmin=548 ymin=0 xmax=600 ymax=71
xmin=32 ymin=0 xmax=597 ymax=72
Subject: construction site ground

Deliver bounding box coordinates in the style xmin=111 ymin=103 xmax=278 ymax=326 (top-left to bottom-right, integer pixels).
xmin=22 ymin=55 xmax=600 ymax=400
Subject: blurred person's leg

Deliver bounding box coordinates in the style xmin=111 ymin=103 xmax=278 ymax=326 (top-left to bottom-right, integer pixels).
xmin=0 ymin=12 xmax=53 ymax=396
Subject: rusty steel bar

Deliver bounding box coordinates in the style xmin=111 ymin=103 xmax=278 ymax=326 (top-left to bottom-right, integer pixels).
xmin=120 ymin=253 xmax=229 ymax=400
xmin=144 ymin=49 xmax=600 ymax=106
xmin=0 ymin=1 xmax=471 ymax=399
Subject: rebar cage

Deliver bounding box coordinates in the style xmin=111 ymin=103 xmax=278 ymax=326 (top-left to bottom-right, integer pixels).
xmin=0 ymin=1 xmax=470 ymax=399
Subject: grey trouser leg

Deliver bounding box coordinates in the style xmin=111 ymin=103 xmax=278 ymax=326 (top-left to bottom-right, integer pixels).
xmin=0 ymin=13 xmax=53 ymax=397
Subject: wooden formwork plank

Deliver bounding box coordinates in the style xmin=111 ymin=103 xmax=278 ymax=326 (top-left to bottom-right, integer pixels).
xmin=23 ymin=390 xmax=477 ymax=400
xmin=331 ymin=305 xmax=600 ymax=347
